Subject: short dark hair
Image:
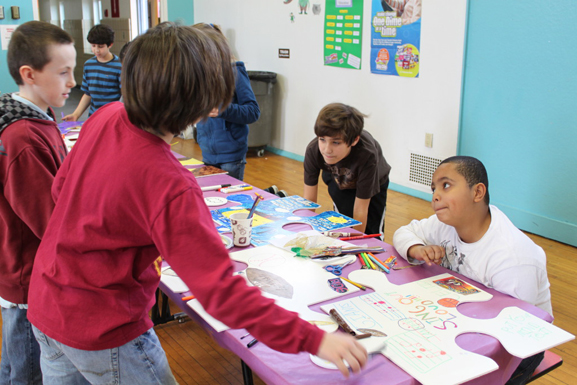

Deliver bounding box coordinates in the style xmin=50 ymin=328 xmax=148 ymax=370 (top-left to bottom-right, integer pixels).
xmin=87 ymin=24 xmax=115 ymax=46
xmin=119 ymin=41 xmax=131 ymax=63
xmin=440 ymin=156 xmax=490 ymax=204
xmin=8 ymin=21 xmax=74 ymax=85
xmin=314 ymin=103 xmax=366 ymax=145
xmin=122 ymin=22 xmax=235 ymax=136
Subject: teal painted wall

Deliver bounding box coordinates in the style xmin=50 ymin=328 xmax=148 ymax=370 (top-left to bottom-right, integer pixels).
xmin=167 ymin=0 xmax=194 ymax=25
xmin=0 ymin=1 xmax=36 ymax=94
xmin=459 ymin=1 xmax=577 ymax=246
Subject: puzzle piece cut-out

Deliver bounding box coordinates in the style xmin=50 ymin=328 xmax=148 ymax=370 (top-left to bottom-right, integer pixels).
xmin=211 ymin=195 xmax=360 ymax=246
xmin=320 ymin=269 xmax=574 ymax=385
xmin=186 ymin=245 xmax=359 ymax=333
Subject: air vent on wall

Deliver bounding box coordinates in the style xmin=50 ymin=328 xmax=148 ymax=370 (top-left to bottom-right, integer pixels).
xmin=409 ymin=153 xmax=442 ymax=186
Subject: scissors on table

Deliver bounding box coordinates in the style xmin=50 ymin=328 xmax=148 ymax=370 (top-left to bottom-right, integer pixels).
xmin=324 ymin=260 xmax=354 ymax=276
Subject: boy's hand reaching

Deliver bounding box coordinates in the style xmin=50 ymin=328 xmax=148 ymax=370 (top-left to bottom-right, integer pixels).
xmin=316 ymin=332 xmax=368 ymax=378
xmin=408 ymin=244 xmax=445 ymax=265
xmin=62 ymin=113 xmax=79 ymax=122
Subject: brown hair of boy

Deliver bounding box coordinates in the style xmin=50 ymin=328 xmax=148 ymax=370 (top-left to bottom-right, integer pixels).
xmin=121 ymin=22 xmax=235 ymax=136
xmin=314 ymin=103 xmax=367 ymax=145
xmin=8 ymin=21 xmax=74 ymax=85
xmin=192 ymin=23 xmax=237 ymax=61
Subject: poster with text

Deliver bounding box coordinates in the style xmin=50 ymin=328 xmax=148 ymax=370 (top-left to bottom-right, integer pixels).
xmin=370 ymin=0 xmax=422 ymax=77
xmin=323 ymin=0 xmax=364 ymax=70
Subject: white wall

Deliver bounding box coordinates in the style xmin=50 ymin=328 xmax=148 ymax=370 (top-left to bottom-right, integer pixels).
xmin=193 ymin=0 xmax=466 ymax=194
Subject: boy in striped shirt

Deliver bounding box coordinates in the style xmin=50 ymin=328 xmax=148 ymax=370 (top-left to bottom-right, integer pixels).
xmin=64 ymin=24 xmax=121 ymax=121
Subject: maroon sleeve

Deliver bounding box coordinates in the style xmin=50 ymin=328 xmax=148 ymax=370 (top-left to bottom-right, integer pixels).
xmin=152 ymin=185 xmax=325 ymax=354
xmin=3 ymin=127 xmax=62 ymax=239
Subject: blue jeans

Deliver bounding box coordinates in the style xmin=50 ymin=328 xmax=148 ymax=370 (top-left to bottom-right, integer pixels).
xmin=32 ymin=326 xmax=177 ymax=385
xmin=207 ymin=157 xmax=247 ymax=181
xmin=0 ymin=307 xmax=42 ymax=385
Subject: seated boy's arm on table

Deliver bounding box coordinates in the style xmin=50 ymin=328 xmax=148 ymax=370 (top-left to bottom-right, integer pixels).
xmin=352 ymin=197 xmax=370 ymax=233
xmin=64 ymin=94 xmax=91 ymax=121
xmin=393 ymin=218 xmax=444 ymax=264
xmin=491 ymin=265 xmax=542 ymax=307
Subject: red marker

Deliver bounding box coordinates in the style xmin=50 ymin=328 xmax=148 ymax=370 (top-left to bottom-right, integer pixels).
xmin=340 ymin=234 xmax=382 ymax=241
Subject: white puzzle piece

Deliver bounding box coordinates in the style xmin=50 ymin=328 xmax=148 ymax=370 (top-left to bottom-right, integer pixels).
xmin=185 ymin=244 xmax=358 ymax=332
xmin=319 ymin=269 xmax=574 ymax=385
xmin=160 ymin=266 xmax=189 ymax=293
xmin=229 ymin=245 xmax=359 ymax=331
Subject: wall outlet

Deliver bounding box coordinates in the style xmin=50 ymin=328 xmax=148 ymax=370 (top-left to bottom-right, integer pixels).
xmin=425 ymin=133 xmax=433 ymax=148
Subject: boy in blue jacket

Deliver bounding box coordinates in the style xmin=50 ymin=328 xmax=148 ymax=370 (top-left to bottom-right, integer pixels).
xmin=194 ymin=23 xmax=260 ymax=181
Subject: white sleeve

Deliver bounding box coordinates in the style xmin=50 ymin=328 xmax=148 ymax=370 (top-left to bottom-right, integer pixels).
xmin=490 ymin=265 xmax=540 ymax=306
xmin=393 ymin=216 xmax=441 ymax=263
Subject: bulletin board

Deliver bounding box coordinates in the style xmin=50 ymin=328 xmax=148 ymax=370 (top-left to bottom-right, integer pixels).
xmin=323 ymin=0 xmax=364 ymax=69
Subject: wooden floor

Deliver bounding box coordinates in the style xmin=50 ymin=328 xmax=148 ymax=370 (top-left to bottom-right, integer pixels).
xmin=1 ymin=138 xmax=575 ymax=384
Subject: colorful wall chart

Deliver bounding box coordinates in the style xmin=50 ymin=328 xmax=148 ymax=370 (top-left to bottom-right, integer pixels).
xmin=323 ymin=0 xmax=364 ymax=70
xmin=370 ymin=0 xmax=422 ymax=77
xmin=319 ymin=270 xmax=574 ymax=385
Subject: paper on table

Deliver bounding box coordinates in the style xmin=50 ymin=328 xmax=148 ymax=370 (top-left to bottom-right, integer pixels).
xmin=187 ymin=299 xmax=231 ymax=332
xmin=160 ymin=266 xmax=189 ymax=293
xmin=179 ymin=158 xmax=203 ymax=166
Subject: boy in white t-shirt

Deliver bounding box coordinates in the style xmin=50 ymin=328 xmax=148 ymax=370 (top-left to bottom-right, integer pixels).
xmin=393 ymin=155 xmax=551 ymax=385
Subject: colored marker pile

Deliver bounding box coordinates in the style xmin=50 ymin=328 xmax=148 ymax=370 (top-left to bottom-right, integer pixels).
xmin=358 ymin=253 xmax=396 ymax=274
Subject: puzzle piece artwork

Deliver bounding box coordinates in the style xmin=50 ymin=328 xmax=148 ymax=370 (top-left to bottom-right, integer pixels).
xmin=320 ymin=270 xmax=574 ymax=385
xmin=210 ymin=195 xmax=360 ymax=246
xmin=211 ymin=194 xmax=319 ymax=232
xmin=187 ymin=245 xmax=358 ymax=332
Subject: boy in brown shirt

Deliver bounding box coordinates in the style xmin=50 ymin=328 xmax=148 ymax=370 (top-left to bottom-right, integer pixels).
xmin=304 ymin=103 xmax=391 ymax=237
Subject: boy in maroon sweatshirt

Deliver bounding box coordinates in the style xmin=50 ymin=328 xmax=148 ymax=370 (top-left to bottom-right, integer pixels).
xmin=27 ymin=23 xmax=367 ymax=384
xmin=0 ymin=21 xmax=76 ymax=384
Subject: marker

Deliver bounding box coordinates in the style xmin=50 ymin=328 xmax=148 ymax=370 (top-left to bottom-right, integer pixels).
xmin=362 ymin=253 xmax=377 ymax=270
xmin=247 ymin=194 xmax=264 ymax=219
xmin=323 ymin=231 xmax=352 ymax=238
xmin=61 ymin=112 xmax=65 ymax=120
xmin=340 ymin=234 xmax=382 ymax=241
xmin=220 ymin=185 xmax=252 ymax=193
xmin=367 ymin=253 xmax=390 ymax=273
xmin=240 ymin=333 xmax=251 ymax=340
xmin=181 ymin=295 xmax=195 ymax=301
xmin=201 ymin=183 xmax=231 ymax=192
xmin=341 ymin=276 xmax=366 ymax=291
xmin=247 ymin=338 xmax=259 ymax=348
xmin=358 ymin=253 xmax=368 ymax=269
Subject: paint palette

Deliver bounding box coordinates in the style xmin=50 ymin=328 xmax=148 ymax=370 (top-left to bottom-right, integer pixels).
xmin=319 ymin=270 xmax=574 ymax=385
